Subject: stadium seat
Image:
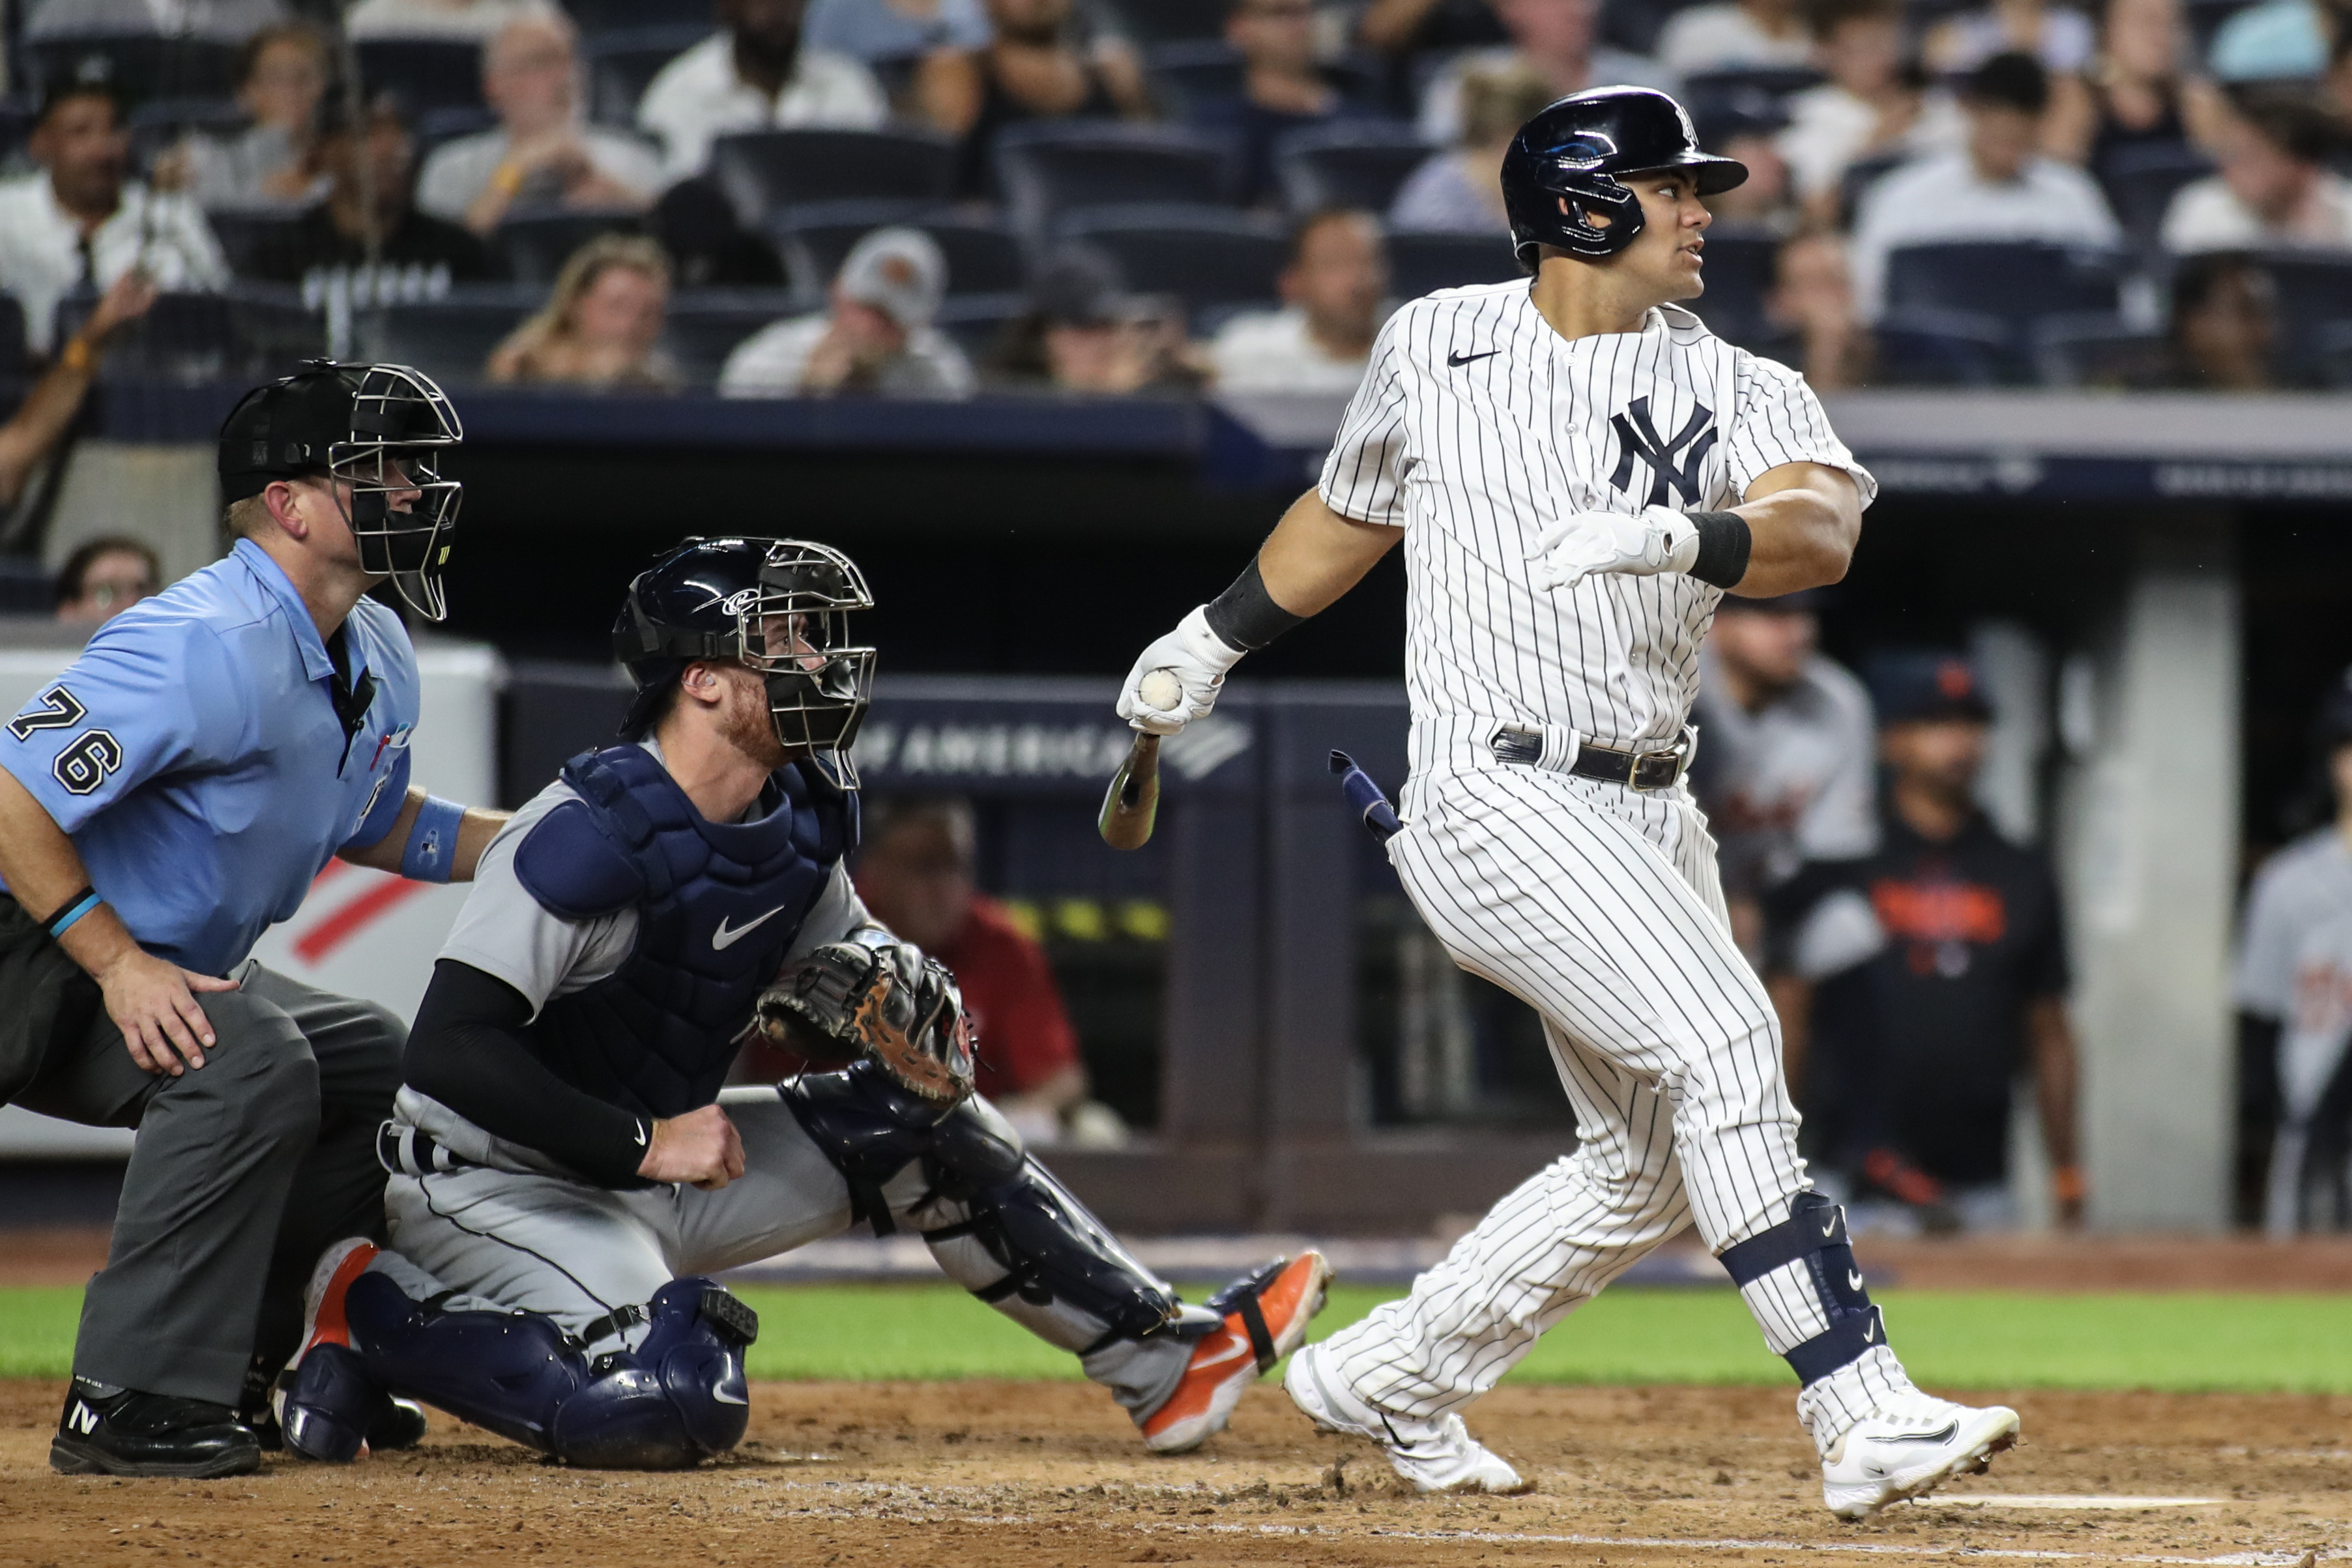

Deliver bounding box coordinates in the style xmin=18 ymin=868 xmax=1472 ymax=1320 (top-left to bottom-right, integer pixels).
xmin=204 ymin=206 xmax=313 ymax=279
xmin=126 ymin=96 xmax=245 ymax=169
xmin=585 ymin=27 xmax=712 ymax=128
xmin=1883 ymin=242 xmax=2128 ymax=370
xmin=1058 ymin=204 xmax=1286 ymax=324
xmin=2317 ymin=320 xmax=2352 ymax=389
xmin=708 ymin=127 xmax=957 ymax=227
xmin=1685 ymin=226 xmax=1778 ymax=347
xmin=2033 ymin=313 xmax=2172 ymax=388
xmin=354 ymin=285 xmax=541 ymax=384
xmin=995 ymin=122 xmax=1234 ymax=238
xmin=354 ymin=38 xmax=487 ymax=115
xmin=1096 ymin=0 xmax=1227 ymax=46
xmin=1680 ymin=66 xmax=1825 ymax=109
xmin=567 ymin=0 xmax=702 ymax=32
xmin=1385 ymin=229 xmax=1518 ymax=299
xmin=494 ymin=209 xmax=646 ymax=285
xmin=50 ymin=289 xmax=260 ymax=384
xmin=0 ymin=556 xmax=51 ymax=613
xmin=935 ymin=292 xmax=1030 ymax=363
xmin=768 ymin=201 xmax=1026 ymax=302
xmin=1873 ymin=306 xmax=2009 ymax=386
xmin=1144 ymin=40 xmax=1247 ymax=115
xmin=661 ymin=289 xmax=802 ymax=384
xmin=2250 ymin=252 xmax=2352 ymax=383
xmin=22 ymin=34 xmax=239 ymax=105
xmin=1838 ymin=149 xmax=1908 ymax=227
xmin=1601 ymin=0 xmax=1707 ymax=55
xmin=2100 ymin=142 xmax=2213 ymax=254
xmin=1272 ymin=122 xmax=1433 ymax=217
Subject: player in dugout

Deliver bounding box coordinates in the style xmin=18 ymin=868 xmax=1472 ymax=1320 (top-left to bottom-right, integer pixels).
xmin=269 ymin=537 xmax=1328 ymax=1470
xmin=0 ymin=361 xmax=506 ymax=1479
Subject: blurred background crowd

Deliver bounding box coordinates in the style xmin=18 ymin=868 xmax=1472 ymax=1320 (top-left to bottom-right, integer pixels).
xmin=2 ymin=0 xmax=2352 ymax=396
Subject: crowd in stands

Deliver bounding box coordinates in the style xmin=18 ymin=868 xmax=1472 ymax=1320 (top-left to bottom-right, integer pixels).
xmin=3 ymin=0 xmax=2352 ymax=397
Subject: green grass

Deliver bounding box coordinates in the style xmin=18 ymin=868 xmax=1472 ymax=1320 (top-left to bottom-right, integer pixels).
xmin=9 ymin=1284 xmax=2351 ymax=1393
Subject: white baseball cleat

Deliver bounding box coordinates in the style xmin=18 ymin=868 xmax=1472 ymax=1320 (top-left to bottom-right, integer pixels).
xmin=1283 ymin=1342 xmax=1527 ymax=1494
xmin=1817 ymin=1391 xmax=2020 ymax=1518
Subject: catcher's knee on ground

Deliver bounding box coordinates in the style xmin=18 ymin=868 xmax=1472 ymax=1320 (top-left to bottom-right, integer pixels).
xmin=286 ymin=1273 xmax=757 ymax=1468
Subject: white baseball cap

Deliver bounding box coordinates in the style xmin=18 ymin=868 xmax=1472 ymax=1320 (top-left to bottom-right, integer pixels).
xmin=835 ymin=227 xmax=947 ymax=330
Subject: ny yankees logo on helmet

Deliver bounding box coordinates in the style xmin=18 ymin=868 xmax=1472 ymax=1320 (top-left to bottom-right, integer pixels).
xmin=1609 ymin=396 xmax=1718 ymax=507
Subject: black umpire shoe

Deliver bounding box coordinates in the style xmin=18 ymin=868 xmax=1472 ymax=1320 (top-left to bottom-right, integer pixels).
xmin=51 ymin=1380 xmax=262 ymax=1478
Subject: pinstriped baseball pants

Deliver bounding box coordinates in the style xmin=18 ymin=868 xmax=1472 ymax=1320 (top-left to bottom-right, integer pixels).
xmin=1322 ymin=762 xmax=1822 ymax=1419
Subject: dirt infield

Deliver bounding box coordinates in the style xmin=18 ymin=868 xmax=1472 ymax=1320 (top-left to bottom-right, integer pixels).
xmin=3 ymin=1378 xmax=2347 ymax=1567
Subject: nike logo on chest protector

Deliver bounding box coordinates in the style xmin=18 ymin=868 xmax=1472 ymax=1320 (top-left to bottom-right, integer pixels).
xmin=713 ymin=905 xmax=791 ymax=950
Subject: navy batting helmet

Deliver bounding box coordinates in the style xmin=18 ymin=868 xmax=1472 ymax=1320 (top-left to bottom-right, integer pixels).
xmin=613 ymin=537 xmax=877 ymax=768
xmin=1501 ymin=85 xmax=1749 ymax=268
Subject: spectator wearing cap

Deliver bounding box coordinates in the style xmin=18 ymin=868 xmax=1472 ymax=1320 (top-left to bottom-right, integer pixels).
xmin=51 ymin=536 xmax=161 ymax=624
xmin=344 ymin=0 xmax=558 ymax=40
xmin=1788 ymin=654 xmax=2082 ymax=1232
xmin=23 ymin=0 xmax=281 ymax=42
xmin=720 ymin=226 xmax=974 ymax=396
xmin=487 ymin=234 xmax=678 ymax=390
xmin=2232 ymin=671 xmax=2352 ymax=1231
xmin=1777 ymin=0 xmax=1965 ymax=225
xmin=1656 ymin=0 xmax=1814 ymax=76
xmin=175 ymin=23 xmax=334 ymax=210
xmin=1388 ymin=62 xmax=1552 ymax=233
xmin=1691 ymin=590 xmax=1876 ymax=968
xmin=986 ymin=254 xmax=1203 ymax=392
xmin=639 ymin=0 xmax=890 ymax=186
xmin=2162 ymin=94 xmax=2352 ymax=254
xmin=417 ymin=14 xmax=663 ymax=237
xmin=1415 ymin=0 xmax=1676 ymax=146
xmin=921 ymin=0 xmax=1152 ymax=197
xmin=0 ymin=85 xmax=226 ymax=358
xmin=0 ymin=273 xmax=153 ymax=511
xmin=1207 ymin=209 xmax=1388 ymax=394
xmin=245 ymin=94 xmax=501 ymax=290
xmin=1189 ymin=0 xmax=1384 ymax=208
xmin=1848 ymin=52 xmax=2118 ymax=320
xmin=2165 ymin=251 xmax=2278 ymax=388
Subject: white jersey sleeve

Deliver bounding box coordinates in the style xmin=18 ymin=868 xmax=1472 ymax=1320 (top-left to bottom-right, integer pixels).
xmin=436 ymin=781 xmax=639 ymax=1017
xmin=1725 ymin=351 xmax=1878 ymax=506
xmin=1317 ymin=307 xmax=1415 ymax=527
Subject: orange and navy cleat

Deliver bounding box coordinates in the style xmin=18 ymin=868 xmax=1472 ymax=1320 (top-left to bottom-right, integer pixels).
xmin=1141 ymin=1251 xmax=1332 ymax=1454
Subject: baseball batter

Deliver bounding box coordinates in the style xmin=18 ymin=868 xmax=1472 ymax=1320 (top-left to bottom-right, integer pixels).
xmin=1116 ymin=86 xmax=2018 ymax=1517
xmin=272 ymin=538 xmax=1328 ymax=1470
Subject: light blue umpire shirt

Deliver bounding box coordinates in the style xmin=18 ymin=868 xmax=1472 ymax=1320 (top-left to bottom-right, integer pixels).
xmin=0 ymin=538 xmax=420 ymax=977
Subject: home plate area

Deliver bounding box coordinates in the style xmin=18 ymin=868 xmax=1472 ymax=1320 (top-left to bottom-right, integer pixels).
xmin=5 ymin=1381 xmax=2350 ymax=1567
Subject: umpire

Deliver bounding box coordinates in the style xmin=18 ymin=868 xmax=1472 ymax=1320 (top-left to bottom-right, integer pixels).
xmin=0 ymin=362 xmax=501 ymax=1479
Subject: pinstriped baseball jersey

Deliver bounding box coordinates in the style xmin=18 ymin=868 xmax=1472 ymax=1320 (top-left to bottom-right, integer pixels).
xmin=1318 ymin=284 xmax=1876 ymax=761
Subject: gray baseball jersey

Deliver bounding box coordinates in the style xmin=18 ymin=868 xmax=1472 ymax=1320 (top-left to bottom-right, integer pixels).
xmin=1692 ymin=646 xmax=1878 ymax=898
xmin=2235 ymin=828 xmax=2352 ymax=1022
xmin=1305 ymin=286 xmax=1909 ymax=1434
xmin=2237 ymin=831 xmax=2352 ymax=1234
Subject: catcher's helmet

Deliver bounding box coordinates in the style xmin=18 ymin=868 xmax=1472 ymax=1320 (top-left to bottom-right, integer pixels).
xmin=613 ymin=537 xmax=877 ymax=771
xmin=1501 ymin=85 xmax=1749 ymax=268
xmin=218 ymin=359 xmax=464 ymax=620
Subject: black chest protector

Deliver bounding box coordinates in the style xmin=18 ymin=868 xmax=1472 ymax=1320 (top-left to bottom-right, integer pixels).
xmin=512 ymin=745 xmax=856 ymax=1119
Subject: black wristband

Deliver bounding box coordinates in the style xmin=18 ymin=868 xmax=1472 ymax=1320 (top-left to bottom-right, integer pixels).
xmin=1203 ymin=557 xmax=1306 ymax=652
xmin=1686 ymin=510 xmax=1752 ymax=590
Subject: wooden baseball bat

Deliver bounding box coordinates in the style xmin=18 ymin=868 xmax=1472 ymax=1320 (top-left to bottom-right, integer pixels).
xmin=1097 ymin=731 xmax=1161 ymax=850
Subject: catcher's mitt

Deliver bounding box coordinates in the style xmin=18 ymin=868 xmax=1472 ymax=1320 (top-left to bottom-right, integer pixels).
xmin=753 ymin=928 xmax=977 ymax=1102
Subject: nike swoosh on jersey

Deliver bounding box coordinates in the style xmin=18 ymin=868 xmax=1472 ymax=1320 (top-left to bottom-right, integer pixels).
xmin=713 ymin=905 xmax=791 ymax=950
xmin=1447 ymin=349 xmax=1500 ymax=367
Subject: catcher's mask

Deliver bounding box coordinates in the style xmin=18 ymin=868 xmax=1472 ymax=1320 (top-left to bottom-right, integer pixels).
xmin=613 ymin=537 xmax=878 ymax=777
xmin=218 ymin=360 xmax=465 ymax=620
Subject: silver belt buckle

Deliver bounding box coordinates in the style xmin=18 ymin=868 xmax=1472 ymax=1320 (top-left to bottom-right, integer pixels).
xmin=1628 ymin=743 xmax=1684 ymax=791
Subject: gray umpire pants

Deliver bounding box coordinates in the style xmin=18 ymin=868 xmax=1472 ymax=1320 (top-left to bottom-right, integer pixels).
xmin=0 ymin=897 xmax=404 ymax=1406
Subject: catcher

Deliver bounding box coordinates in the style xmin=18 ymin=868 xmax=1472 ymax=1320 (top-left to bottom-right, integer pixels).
xmin=272 ymin=536 xmax=1328 ymax=1469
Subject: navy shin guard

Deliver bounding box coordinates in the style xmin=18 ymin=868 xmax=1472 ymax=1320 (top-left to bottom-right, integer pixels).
xmin=1718 ymin=1191 xmax=1885 ymax=1386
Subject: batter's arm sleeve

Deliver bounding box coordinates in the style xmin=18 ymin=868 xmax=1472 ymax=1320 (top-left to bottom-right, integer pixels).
xmin=405 ymin=959 xmax=656 ymax=1189
xmin=1317 ymin=307 xmax=1414 ymax=525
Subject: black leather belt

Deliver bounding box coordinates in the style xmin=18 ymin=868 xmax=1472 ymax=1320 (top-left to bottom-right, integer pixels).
xmin=1490 ymin=725 xmax=1691 ymax=791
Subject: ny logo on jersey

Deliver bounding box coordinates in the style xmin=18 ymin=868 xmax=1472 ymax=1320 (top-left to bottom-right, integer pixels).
xmin=1608 ymin=396 xmax=1719 ymax=507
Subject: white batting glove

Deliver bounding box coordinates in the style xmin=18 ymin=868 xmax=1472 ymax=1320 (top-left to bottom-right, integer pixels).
xmin=1528 ymin=505 xmax=1699 ymax=592
xmin=1116 ymin=605 xmax=1245 ymax=735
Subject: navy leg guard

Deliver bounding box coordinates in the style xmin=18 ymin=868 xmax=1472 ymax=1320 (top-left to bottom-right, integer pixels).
xmin=342 ymin=1273 xmax=759 ymax=1468
xmin=280 ymin=1342 xmax=386 ymax=1463
xmin=779 ymin=1059 xmax=957 ymax=1236
xmin=1718 ymin=1191 xmax=1884 ymax=1386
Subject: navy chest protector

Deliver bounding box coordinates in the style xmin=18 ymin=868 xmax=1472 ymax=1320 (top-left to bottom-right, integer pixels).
xmin=513 ymin=746 xmax=856 ymax=1118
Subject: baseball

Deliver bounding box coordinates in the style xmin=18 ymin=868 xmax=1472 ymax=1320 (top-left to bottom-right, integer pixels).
xmin=1139 ymin=668 xmax=1183 ymax=712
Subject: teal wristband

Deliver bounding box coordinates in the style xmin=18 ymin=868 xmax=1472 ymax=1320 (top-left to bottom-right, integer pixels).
xmin=46 ymin=888 xmax=100 ymax=940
